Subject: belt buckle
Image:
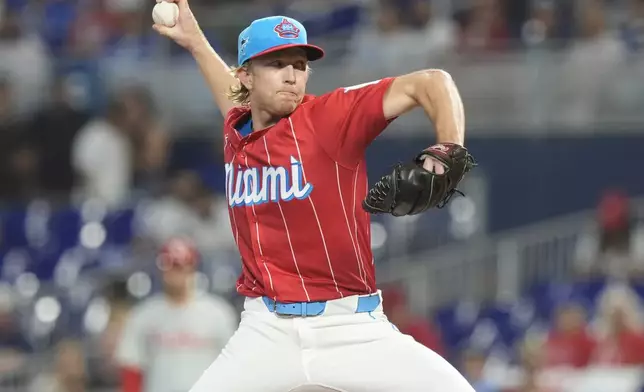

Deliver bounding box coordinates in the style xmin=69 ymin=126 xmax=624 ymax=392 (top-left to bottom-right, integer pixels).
xmin=272 ymin=298 xmax=278 ymax=313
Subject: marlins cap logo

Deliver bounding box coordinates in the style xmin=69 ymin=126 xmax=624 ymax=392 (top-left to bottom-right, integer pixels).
xmin=274 ymin=18 xmax=300 ymax=39
xmin=240 ymin=36 xmax=249 ymax=54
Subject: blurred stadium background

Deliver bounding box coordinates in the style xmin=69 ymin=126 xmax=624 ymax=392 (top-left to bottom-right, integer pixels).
xmin=1 ymin=0 xmax=644 ymax=391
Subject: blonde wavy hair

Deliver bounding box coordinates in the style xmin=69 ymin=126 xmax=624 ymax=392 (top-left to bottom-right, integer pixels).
xmin=226 ymin=62 xmax=313 ymax=105
xmin=227 ymin=64 xmax=251 ymax=105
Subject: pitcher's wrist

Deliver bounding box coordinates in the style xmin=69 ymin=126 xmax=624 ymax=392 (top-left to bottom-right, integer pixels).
xmin=187 ymin=34 xmax=210 ymax=56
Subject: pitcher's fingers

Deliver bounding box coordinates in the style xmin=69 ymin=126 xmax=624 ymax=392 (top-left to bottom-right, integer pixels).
xmin=176 ymin=0 xmax=191 ymax=11
xmin=433 ymin=158 xmax=446 ymax=174
xmin=158 ymin=0 xmax=185 ymax=5
xmin=152 ymin=24 xmax=173 ymax=37
xmin=422 ymin=158 xmax=434 ymax=172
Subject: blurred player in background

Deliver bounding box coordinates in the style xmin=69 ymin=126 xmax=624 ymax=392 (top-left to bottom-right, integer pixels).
xmin=152 ymin=0 xmax=473 ymax=390
xmin=114 ymin=237 xmax=238 ymax=392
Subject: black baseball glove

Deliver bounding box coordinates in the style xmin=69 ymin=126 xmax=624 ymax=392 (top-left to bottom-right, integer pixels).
xmin=362 ymin=143 xmax=476 ymax=216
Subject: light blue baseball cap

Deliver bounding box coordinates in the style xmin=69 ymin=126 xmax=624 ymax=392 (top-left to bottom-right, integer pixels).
xmin=237 ymin=16 xmax=325 ymax=66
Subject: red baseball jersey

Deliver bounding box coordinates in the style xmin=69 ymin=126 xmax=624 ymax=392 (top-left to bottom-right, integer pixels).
xmin=223 ymin=77 xmax=396 ymax=302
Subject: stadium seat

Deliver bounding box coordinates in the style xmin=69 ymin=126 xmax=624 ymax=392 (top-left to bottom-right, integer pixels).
xmin=1 ymin=248 xmax=32 ymax=283
xmin=2 ymin=209 xmax=29 ymax=249
xmin=434 ymin=301 xmax=480 ymax=349
xmin=569 ymin=277 xmax=608 ymax=315
xmin=104 ymin=208 xmax=135 ymax=246
xmin=477 ymin=304 xmax=525 ymax=349
xmin=525 ymin=281 xmax=576 ymax=321
xmin=49 ymin=207 xmax=82 ymax=250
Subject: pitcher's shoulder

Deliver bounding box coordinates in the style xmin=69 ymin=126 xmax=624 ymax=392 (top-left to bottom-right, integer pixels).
xmin=297 ymin=90 xmax=344 ymax=117
xmin=224 ymin=105 xmax=251 ymax=128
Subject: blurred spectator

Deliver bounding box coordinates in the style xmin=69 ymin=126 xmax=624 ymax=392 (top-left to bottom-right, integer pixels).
xmin=460 ymin=348 xmax=501 ymax=392
xmin=347 ymin=0 xmax=456 ymax=75
xmin=0 ymin=7 xmax=51 ymax=114
xmin=620 ymin=0 xmax=644 ymax=53
xmin=34 ymin=0 xmax=78 ymax=57
xmin=382 ymin=285 xmax=445 ymax=356
xmin=71 ymin=85 xmax=164 ymax=208
xmin=68 ymin=0 xmax=121 ymax=58
xmin=134 ymin=170 xmax=234 ymax=255
xmin=591 ymin=284 xmax=644 ymax=365
xmin=521 ymin=0 xmax=561 ymax=49
xmin=0 ymin=284 xmax=30 ymax=389
xmin=455 ymin=0 xmax=510 ymax=53
xmin=0 ymin=77 xmax=39 ymax=203
xmin=574 ymin=190 xmax=644 ymax=279
xmin=559 ymin=0 xmax=626 ymax=127
xmin=102 ymin=0 xmax=161 ymax=60
xmin=118 ymin=86 xmax=169 ymax=195
xmin=103 ymin=277 xmax=137 ymax=309
xmin=115 ymin=237 xmax=238 ymax=392
xmin=542 ymin=302 xmax=595 ymax=368
xmin=86 ymin=279 xmax=136 ymax=389
xmin=508 ymin=338 xmax=559 ymax=392
xmin=30 ymin=339 xmax=88 ymax=392
xmin=29 ymin=75 xmax=90 ymax=200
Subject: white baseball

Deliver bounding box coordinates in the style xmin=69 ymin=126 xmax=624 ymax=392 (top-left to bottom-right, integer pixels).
xmin=152 ymin=1 xmax=179 ymax=27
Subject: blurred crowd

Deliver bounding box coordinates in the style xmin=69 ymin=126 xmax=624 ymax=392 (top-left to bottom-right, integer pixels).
xmin=1 ymin=0 xmax=644 ymax=125
xmin=1 ymin=0 xmax=644 ymax=392
xmin=420 ymin=191 xmax=644 ymax=392
xmin=0 ymin=0 xmax=642 ymax=197
xmin=0 ymin=71 xmax=234 ymax=250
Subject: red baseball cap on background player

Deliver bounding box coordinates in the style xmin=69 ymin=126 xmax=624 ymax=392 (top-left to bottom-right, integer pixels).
xmin=156 ymin=237 xmax=199 ymax=271
xmin=237 ymin=16 xmax=325 ymax=66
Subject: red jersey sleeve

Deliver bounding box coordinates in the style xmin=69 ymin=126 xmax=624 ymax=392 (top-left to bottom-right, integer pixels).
xmin=307 ymin=77 xmax=396 ymax=167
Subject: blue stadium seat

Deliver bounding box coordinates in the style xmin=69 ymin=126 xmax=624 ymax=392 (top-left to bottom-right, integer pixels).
xmin=467 ymin=318 xmax=500 ymax=353
xmin=2 ymin=209 xmax=29 ymax=249
xmin=49 ymin=207 xmax=82 ymax=250
xmin=477 ymin=304 xmax=526 ymax=349
xmin=104 ymin=208 xmax=134 ymax=246
xmin=0 ymin=248 xmax=32 ymax=283
xmin=569 ymin=278 xmax=608 ymax=314
xmin=508 ymin=298 xmax=537 ymax=332
xmin=434 ymin=301 xmax=480 ymax=349
xmin=628 ymin=280 xmax=644 ymax=303
xmin=27 ymin=248 xmax=65 ymax=281
xmin=40 ymin=0 xmax=78 ymax=56
xmin=526 ymin=281 xmax=576 ymax=321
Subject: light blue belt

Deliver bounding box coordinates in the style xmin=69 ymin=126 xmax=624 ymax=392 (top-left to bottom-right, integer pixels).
xmin=262 ymin=294 xmax=380 ymax=317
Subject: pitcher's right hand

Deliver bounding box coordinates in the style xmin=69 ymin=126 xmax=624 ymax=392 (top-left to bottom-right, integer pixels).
xmin=152 ymin=0 xmax=207 ymax=53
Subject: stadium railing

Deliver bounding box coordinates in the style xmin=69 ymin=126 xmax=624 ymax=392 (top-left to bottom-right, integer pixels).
xmin=376 ymin=197 xmax=644 ymax=316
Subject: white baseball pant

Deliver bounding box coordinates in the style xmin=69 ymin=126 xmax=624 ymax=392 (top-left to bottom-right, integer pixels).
xmin=188 ymin=292 xmax=475 ymax=392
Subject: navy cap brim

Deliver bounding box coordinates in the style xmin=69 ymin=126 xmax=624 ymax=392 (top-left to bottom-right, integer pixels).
xmin=248 ymin=43 xmax=325 ymax=62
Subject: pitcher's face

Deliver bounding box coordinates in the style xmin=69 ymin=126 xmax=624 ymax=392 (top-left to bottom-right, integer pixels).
xmin=240 ymin=48 xmax=309 ymax=117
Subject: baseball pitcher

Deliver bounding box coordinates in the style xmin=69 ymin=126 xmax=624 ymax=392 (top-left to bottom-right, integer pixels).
xmin=153 ymin=1 xmax=476 ymax=391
